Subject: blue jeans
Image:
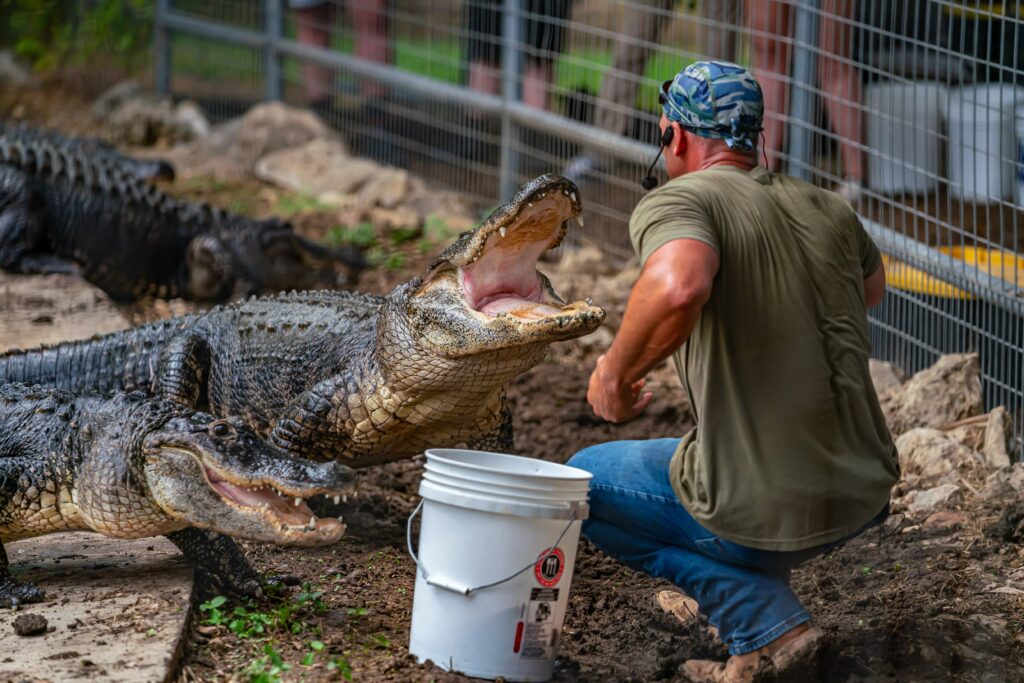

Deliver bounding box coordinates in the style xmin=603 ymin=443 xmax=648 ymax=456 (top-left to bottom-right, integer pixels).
xmin=567 ymin=438 xmax=887 ymax=655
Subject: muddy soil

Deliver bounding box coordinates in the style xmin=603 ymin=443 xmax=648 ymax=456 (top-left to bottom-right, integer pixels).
xmin=2 ymin=79 xmax=1023 ymax=682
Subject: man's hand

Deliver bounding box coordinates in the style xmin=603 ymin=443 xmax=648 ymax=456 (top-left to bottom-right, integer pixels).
xmin=587 ymin=354 xmax=654 ymax=423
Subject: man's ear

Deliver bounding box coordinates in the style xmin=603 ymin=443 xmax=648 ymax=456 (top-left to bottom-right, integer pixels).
xmin=670 ymin=123 xmax=687 ymax=157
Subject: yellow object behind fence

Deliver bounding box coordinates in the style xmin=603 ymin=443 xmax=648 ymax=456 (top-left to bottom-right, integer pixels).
xmin=883 ymin=247 xmax=1024 ymax=300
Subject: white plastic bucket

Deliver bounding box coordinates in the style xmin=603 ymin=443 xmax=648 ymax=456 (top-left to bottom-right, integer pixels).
xmin=947 ymin=84 xmax=1023 ymax=203
xmin=865 ymin=81 xmax=945 ymax=196
xmin=407 ymin=448 xmax=592 ymax=682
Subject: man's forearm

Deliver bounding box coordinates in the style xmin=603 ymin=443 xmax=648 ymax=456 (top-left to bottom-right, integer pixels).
xmin=601 ymin=279 xmax=704 ymax=386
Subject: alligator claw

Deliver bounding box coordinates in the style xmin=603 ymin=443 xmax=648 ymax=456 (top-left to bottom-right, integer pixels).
xmin=0 ymin=578 xmax=46 ymax=609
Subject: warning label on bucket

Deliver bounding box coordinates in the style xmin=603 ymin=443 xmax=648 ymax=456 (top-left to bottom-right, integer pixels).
xmin=516 ymin=588 xmax=560 ymax=659
xmin=534 ymin=547 xmax=565 ymax=587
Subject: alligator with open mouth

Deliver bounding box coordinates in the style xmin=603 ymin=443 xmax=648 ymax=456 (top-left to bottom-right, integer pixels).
xmin=0 ymin=175 xmax=604 ymax=583
xmin=0 ymin=174 xmax=605 ymax=462
xmin=0 ymin=382 xmax=352 ymax=606
xmin=0 ymin=129 xmax=366 ymax=301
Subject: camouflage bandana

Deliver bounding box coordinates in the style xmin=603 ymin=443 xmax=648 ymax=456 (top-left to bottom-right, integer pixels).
xmin=659 ymin=60 xmax=764 ymax=152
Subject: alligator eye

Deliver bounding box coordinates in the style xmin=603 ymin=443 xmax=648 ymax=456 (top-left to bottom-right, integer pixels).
xmin=210 ymin=421 xmax=234 ymax=439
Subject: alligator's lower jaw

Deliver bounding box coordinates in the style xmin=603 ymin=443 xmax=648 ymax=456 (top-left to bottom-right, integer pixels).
xmin=206 ymin=468 xmax=345 ymax=542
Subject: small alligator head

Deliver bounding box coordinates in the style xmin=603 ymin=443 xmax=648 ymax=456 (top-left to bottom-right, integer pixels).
xmin=185 ymin=219 xmax=366 ymax=300
xmin=397 ymin=174 xmax=605 ymax=358
xmin=139 ymin=411 xmax=353 ymax=547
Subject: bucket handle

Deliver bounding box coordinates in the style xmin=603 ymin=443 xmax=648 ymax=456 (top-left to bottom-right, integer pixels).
xmin=406 ymin=500 xmax=579 ymax=596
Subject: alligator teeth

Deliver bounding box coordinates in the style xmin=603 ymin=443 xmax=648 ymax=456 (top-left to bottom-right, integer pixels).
xmin=498 ymin=226 xmax=507 ymax=238
xmin=576 ymin=214 xmax=585 ymax=229
xmin=333 ymin=495 xmax=340 ymax=505
xmin=307 ymin=516 xmax=317 ymax=530
xmin=585 ymin=297 xmax=593 ymax=306
xmin=570 ymin=191 xmax=577 ymax=202
xmin=294 ymin=497 xmax=301 ymax=506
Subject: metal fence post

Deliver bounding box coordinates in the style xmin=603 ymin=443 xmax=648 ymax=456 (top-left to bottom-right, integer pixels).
xmin=154 ymin=0 xmax=171 ymax=95
xmin=265 ymin=0 xmax=283 ymax=101
xmin=499 ymin=0 xmax=523 ymax=201
xmin=787 ymin=0 xmax=820 ymax=181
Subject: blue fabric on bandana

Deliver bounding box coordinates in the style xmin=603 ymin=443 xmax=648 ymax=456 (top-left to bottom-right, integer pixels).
xmin=660 ymin=61 xmax=764 ymax=152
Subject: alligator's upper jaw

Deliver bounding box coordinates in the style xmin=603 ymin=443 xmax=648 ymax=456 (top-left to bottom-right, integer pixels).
xmin=427 ymin=175 xmax=604 ymax=326
xmin=202 ymin=463 xmax=346 ymax=543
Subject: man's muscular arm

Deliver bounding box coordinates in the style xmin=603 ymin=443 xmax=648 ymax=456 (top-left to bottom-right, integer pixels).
xmin=864 ymin=262 xmax=885 ymax=308
xmin=588 ymin=239 xmax=719 ymax=423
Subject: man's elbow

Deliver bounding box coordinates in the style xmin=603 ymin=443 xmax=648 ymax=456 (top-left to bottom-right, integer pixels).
xmin=665 ymin=280 xmax=713 ymax=313
xmin=864 ymin=266 xmax=886 ymax=308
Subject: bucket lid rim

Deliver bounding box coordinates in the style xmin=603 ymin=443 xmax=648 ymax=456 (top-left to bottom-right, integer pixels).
xmin=424 ymin=448 xmax=594 ymax=482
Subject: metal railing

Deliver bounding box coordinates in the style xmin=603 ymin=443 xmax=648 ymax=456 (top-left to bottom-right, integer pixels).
xmin=152 ymin=0 xmax=1024 ymax=448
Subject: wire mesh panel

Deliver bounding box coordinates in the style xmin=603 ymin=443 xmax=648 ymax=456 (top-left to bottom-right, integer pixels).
xmin=154 ymin=0 xmax=1024 ymax=447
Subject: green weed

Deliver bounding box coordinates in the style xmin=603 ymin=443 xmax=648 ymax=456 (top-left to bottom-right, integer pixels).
xmin=328 ymin=223 xmax=378 ymax=249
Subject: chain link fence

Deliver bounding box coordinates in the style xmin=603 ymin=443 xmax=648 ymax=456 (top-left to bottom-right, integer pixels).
xmin=147 ymin=1 xmax=1024 ymax=448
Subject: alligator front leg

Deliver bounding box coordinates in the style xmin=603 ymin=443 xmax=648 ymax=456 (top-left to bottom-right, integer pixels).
xmin=466 ymin=396 xmax=515 ymax=453
xmin=0 ymin=542 xmax=45 ymax=608
xmin=0 ymin=166 xmax=50 ymax=275
xmin=153 ymin=334 xmax=211 ymax=409
xmin=165 ymin=528 xmax=262 ymax=598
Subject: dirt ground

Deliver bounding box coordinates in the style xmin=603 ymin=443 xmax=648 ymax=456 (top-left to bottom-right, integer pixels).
xmin=2 ymin=80 xmax=1024 ymax=683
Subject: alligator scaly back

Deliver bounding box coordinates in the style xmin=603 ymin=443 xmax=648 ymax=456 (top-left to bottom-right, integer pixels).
xmin=0 ymin=315 xmax=197 ymax=394
xmin=0 ymin=129 xmax=363 ymax=301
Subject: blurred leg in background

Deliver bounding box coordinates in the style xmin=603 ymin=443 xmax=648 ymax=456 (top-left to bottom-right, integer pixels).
xmin=292 ymin=0 xmax=392 ymax=103
xmin=699 ymin=0 xmax=742 ymax=62
xmin=746 ymin=0 xmax=792 ymax=173
xmin=563 ymin=0 xmax=672 ymax=183
xmin=465 ymin=0 xmax=572 ymax=110
xmin=747 ymin=0 xmax=864 ymax=199
xmin=293 ymin=0 xmax=336 ymax=105
xmin=819 ymin=0 xmax=864 ymax=200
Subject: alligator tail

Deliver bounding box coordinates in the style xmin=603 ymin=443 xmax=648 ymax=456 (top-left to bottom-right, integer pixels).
xmin=0 ymin=317 xmax=194 ymax=394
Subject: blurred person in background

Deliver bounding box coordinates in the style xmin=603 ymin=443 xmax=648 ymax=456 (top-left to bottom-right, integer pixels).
xmin=569 ymin=60 xmax=896 ymax=682
xmin=563 ymin=0 xmax=743 ymax=183
xmin=747 ymin=0 xmax=865 ymax=203
xmin=465 ymin=0 xmax=573 ymax=110
xmin=291 ymin=0 xmax=392 ymax=104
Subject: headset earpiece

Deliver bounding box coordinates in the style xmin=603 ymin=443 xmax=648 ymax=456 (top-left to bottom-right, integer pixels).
xmin=642 ymin=125 xmax=676 ymax=191
xmin=661 ymin=126 xmax=674 ymax=148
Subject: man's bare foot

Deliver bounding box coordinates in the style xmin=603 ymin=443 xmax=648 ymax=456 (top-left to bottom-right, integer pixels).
xmin=656 ymin=590 xmax=719 ymax=639
xmin=682 ymin=624 xmax=824 ymax=683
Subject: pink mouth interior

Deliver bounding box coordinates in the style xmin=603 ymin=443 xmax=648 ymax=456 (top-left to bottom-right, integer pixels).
xmin=459 ymin=198 xmax=569 ymax=320
xmin=206 ymin=467 xmax=331 ymax=529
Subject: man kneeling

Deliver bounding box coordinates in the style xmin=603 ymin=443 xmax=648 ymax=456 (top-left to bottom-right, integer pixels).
xmin=569 ymin=61 xmax=898 ymax=682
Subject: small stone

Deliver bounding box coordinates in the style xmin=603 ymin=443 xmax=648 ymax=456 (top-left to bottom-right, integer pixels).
xmin=906 ymin=483 xmax=961 ymax=515
xmin=886 ymin=353 xmax=982 ymax=436
xmin=982 ymin=407 xmax=1013 ymax=470
xmin=923 ymin=510 xmax=966 ymax=530
xmin=13 ymin=613 xmax=47 ymax=636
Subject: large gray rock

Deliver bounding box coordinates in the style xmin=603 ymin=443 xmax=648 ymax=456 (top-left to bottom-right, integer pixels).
xmin=885 ymin=353 xmax=983 ymax=435
xmin=982 ymin=463 xmax=1024 ymax=500
xmin=869 ymin=359 xmax=905 ymax=395
xmin=895 ymin=427 xmax=985 ymax=488
xmin=255 ymin=139 xmax=377 ymax=197
xmin=0 ymin=50 xmax=36 ymax=87
xmin=904 ymin=483 xmax=962 ymax=515
xmin=161 ymin=101 xmax=341 ymax=179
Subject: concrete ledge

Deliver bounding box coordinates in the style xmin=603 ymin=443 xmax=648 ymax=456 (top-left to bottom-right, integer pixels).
xmin=0 ymin=532 xmax=194 ymax=682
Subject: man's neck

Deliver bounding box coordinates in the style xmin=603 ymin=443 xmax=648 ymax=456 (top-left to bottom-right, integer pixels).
xmin=695 ymin=151 xmax=758 ymax=172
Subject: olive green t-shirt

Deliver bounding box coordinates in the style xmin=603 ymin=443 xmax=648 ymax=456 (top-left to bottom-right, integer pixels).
xmin=629 ymin=165 xmax=899 ymax=552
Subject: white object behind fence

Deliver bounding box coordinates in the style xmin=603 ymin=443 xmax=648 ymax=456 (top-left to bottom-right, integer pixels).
xmin=408 ymin=448 xmax=591 ymax=682
xmin=947 ymin=84 xmax=1024 ymax=204
xmin=866 ymin=81 xmax=945 ymax=196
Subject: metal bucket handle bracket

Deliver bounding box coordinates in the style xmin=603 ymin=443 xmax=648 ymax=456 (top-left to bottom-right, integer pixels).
xmin=406 ymin=500 xmax=579 ymax=596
